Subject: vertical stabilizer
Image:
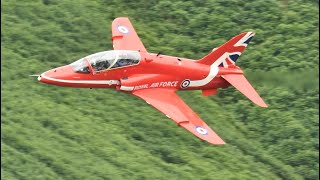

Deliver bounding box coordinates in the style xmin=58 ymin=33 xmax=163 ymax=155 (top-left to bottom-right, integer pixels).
xmin=198 ymin=32 xmax=255 ymax=67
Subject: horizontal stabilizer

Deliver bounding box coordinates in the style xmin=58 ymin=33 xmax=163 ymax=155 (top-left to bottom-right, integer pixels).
xmin=222 ymin=74 xmax=268 ymax=107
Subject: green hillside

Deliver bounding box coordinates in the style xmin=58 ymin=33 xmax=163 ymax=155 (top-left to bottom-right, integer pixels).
xmin=1 ymin=0 xmax=318 ymax=179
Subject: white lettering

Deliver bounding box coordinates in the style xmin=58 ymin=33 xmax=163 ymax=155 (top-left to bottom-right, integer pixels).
xmin=173 ymin=81 xmax=178 ymax=87
xmin=134 ymin=84 xmax=149 ymax=90
xmin=158 ymin=81 xmax=179 ymax=87
xmin=147 ymin=81 xmax=179 ymax=88
xmin=150 ymin=83 xmax=159 ymax=88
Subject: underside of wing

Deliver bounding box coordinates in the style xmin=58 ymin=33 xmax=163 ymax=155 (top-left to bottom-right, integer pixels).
xmin=132 ymin=88 xmax=225 ymax=145
xmin=111 ymin=17 xmax=147 ymax=52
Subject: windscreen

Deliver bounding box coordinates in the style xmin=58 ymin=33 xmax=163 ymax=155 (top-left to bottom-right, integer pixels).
xmin=88 ymin=51 xmax=117 ymax=72
xmin=88 ymin=50 xmax=140 ymax=72
xmin=70 ymin=50 xmax=141 ymax=74
xmin=70 ymin=58 xmax=90 ymax=73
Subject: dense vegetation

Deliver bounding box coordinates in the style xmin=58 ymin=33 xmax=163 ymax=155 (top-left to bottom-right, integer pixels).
xmin=1 ymin=0 xmax=318 ymax=179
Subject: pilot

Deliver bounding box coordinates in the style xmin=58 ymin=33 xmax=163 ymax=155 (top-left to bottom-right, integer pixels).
xmin=96 ymin=61 xmax=108 ymax=71
xmin=117 ymin=59 xmax=128 ymax=66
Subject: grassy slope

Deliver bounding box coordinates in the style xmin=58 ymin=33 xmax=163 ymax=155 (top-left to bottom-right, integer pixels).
xmin=1 ymin=0 xmax=318 ymax=179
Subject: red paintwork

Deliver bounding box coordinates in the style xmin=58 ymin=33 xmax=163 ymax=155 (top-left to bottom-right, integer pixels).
xmin=38 ymin=17 xmax=267 ymax=145
xmin=222 ymin=74 xmax=268 ymax=107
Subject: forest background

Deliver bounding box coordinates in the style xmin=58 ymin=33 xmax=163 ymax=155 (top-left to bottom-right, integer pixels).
xmin=1 ymin=0 xmax=319 ymax=179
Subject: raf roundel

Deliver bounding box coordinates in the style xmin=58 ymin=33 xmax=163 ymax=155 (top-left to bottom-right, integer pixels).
xmin=117 ymin=25 xmax=129 ymax=34
xmin=195 ymin=126 xmax=208 ymax=135
xmin=180 ymin=79 xmax=190 ymax=89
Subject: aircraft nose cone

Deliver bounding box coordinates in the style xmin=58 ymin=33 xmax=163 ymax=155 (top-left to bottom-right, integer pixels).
xmin=38 ymin=65 xmax=74 ymax=85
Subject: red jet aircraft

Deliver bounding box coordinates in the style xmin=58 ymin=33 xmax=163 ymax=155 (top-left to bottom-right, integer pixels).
xmin=37 ymin=17 xmax=267 ymax=145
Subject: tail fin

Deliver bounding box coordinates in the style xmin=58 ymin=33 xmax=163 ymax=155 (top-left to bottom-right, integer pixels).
xmin=198 ymin=32 xmax=267 ymax=107
xmin=197 ymin=32 xmax=255 ymax=67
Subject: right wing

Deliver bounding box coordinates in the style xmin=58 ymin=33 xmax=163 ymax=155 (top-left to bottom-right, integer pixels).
xmin=111 ymin=17 xmax=147 ymax=52
xmin=132 ymin=88 xmax=225 ymax=145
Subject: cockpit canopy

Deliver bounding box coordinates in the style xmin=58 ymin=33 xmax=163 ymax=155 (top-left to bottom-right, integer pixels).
xmin=70 ymin=50 xmax=141 ymax=74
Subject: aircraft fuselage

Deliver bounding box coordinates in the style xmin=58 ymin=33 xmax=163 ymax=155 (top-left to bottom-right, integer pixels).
xmin=38 ymin=51 xmax=240 ymax=92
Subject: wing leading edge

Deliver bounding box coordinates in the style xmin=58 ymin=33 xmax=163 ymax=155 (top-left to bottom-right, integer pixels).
xmin=112 ymin=17 xmax=147 ymax=52
xmin=133 ymin=88 xmax=225 ymax=145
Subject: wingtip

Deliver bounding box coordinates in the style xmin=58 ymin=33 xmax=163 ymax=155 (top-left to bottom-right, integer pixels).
xmin=209 ymin=140 xmax=226 ymax=145
xmin=207 ymin=133 xmax=226 ymax=145
xmin=255 ymin=100 xmax=268 ymax=108
xmin=180 ymin=122 xmax=226 ymax=145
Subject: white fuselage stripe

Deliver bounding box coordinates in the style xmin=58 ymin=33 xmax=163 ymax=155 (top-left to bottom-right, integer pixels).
xmin=40 ymin=74 xmax=120 ymax=85
xmin=119 ymin=63 xmax=220 ymax=90
xmin=189 ymin=66 xmax=219 ymax=87
xmin=120 ymin=86 xmax=135 ymax=91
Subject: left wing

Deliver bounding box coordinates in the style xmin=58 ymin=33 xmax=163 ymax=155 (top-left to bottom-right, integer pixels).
xmin=132 ymin=88 xmax=225 ymax=145
xmin=111 ymin=17 xmax=147 ymax=52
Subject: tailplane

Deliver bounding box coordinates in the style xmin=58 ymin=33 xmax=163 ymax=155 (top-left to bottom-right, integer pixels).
xmin=221 ymin=74 xmax=268 ymax=107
